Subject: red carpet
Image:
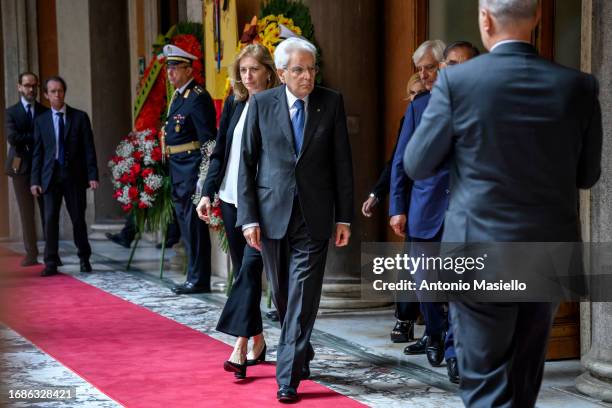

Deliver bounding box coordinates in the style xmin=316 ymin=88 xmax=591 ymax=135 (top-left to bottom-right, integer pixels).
xmin=0 ymin=249 xmax=364 ymax=407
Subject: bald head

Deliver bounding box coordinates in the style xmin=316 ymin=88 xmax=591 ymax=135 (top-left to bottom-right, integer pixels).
xmin=479 ymin=0 xmax=538 ymax=26
xmin=479 ymin=0 xmax=539 ymax=50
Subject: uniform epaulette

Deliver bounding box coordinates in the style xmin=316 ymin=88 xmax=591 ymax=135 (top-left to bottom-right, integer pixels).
xmin=193 ymin=85 xmax=204 ymax=95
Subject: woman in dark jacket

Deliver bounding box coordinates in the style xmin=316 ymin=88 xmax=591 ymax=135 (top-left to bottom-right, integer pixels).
xmin=197 ymin=44 xmax=280 ymax=378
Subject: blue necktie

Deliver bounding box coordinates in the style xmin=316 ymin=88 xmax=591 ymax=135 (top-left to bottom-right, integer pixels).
xmin=56 ymin=112 xmax=65 ymax=166
xmin=291 ymin=99 xmax=305 ymax=155
xmin=26 ymin=104 xmax=33 ymax=125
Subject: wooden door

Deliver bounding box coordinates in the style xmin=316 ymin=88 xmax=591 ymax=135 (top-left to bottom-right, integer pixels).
xmin=535 ymin=0 xmax=582 ymax=360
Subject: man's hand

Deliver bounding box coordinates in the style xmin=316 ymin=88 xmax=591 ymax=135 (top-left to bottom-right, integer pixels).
xmin=361 ymin=195 xmax=379 ymax=217
xmin=30 ymin=185 xmax=42 ymax=197
xmin=196 ymin=196 xmax=212 ymax=223
xmin=390 ymin=214 xmax=407 ymax=238
xmin=243 ymin=226 xmax=262 ymax=251
xmin=89 ymin=180 xmax=99 ymax=190
xmin=335 ymin=224 xmax=351 ymax=247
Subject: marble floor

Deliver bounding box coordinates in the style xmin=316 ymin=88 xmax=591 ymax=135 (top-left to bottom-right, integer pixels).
xmin=1 ymin=239 xmax=610 ymax=408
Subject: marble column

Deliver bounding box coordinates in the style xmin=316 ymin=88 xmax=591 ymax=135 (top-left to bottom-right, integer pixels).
xmin=576 ymin=0 xmax=612 ymax=402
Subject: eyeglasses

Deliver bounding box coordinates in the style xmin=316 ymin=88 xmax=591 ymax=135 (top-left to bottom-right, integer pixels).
xmin=287 ymin=65 xmax=319 ymax=77
xmin=415 ymin=63 xmax=438 ymax=74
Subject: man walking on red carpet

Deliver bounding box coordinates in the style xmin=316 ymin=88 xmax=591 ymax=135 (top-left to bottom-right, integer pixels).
xmin=238 ymin=37 xmax=353 ymax=402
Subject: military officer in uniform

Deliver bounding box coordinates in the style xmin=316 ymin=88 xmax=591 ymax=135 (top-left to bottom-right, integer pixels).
xmin=163 ymin=44 xmax=217 ymax=294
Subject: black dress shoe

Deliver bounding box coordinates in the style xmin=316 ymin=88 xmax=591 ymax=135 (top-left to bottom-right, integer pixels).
xmin=223 ymin=360 xmax=247 ymax=379
xmin=171 ymin=282 xmax=210 ymax=295
xmin=80 ymin=260 xmax=92 ymax=273
xmin=446 ymin=357 xmax=460 ymax=384
xmin=41 ymin=266 xmax=58 ymax=277
xmin=301 ymin=346 xmax=315 ymax=379
xmin=266 ymin=310 xmax=280 ymax=321
xmin=105 ymin=232 xmax=132 ymax=249
xmin=404 ymin=335 xmax=429 ymax=355
xmin=277 ymin=385 xmax=298 ymax=403
xmin=390 ymin=319 xmax=415 ymax=343
xmin=21 ymin=256 xmax=40 ymax=267
xmin=246 ymin=343 xmax=267 ymax=366
xmin=426 ymin=334 xmax=445 ymax=367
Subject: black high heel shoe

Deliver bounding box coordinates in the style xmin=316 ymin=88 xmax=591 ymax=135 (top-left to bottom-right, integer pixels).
xmin=224 ymin=356 xmax=247 ymax=379
xmin=246 ymin=343 xmax=267 ymax=366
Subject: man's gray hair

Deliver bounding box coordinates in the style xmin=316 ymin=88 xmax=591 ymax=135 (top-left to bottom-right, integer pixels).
xmin=412 ymin=40 xmax=446 ymax=65
xmin=479 ymin=0 xmax=538 ymax=25
xmin=274 ymin=38 xmax=317 ymax=69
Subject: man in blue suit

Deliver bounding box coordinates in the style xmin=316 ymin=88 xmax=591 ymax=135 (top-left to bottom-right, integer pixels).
xmin=390 ymin=40 xmax=479 ymax=383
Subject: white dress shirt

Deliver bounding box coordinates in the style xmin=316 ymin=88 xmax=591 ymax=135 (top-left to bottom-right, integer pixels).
xmin=219 ymin=102 xmax=249 ymax=206
xmin=286 ymin=86 xmax=309 ymax=122
xmin=51 ymin=105 xmax=67 ymax=160
xmin=20 ymin=96 xmax=34 ymax=116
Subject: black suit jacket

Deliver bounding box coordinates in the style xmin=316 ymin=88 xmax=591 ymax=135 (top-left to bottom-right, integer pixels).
xmin=31 ymin=105 xmax=99 ymax=193
xmin=237 ymin=85 xmax=353 ymax=240
xmin=203 ymin=94 xmax=246 ymax=199
xmin=4 ymin=101 xmax=49 ymax=176
xmin=404 ymin=42 xmax=602 ymax=242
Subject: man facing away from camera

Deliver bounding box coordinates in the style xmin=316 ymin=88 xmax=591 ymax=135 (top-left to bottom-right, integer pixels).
xmin=403 ymin=0 xmax=602 ymax=406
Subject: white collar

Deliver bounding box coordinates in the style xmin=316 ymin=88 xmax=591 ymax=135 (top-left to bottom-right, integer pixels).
xmin=20 ymin=97 xmax=34 ymax=111
xmin=177 ymin=78 xmax=194 ymax=95
xmin=285 ymin=86 xmax=309 ymax=109
xmin=490 ymin=39 xmax=531 ymax=52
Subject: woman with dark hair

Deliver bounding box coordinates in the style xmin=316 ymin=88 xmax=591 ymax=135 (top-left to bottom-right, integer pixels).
xmin=197 ymin=44 xmax=281 ymax=378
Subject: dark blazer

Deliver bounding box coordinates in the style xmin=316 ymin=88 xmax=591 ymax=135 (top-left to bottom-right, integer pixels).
xmin=390 ymin=91 xmax=449 ymax=239
xmin=4 ymin=101 xmax=49 ymax=176
xmin=203 ymin=94 xmax=246 ymax=199
xmin=237 ymin=85 xmax=354 ymax=240
xmin=404 ymin=42 xmax=602 ymax=242
xmin=31 ymin=105 xmax=99 ymax=192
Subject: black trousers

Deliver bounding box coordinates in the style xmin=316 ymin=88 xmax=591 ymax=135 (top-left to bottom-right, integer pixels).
xmin=172 ymin=178 xmax=211 ymax=289
xmin=215 ymin=200 xmax=264 ymax=337
xmin=12 ymin=174 xmax=44 ymax=258
xmin=43 ymin=166 xmax=91 ymax=267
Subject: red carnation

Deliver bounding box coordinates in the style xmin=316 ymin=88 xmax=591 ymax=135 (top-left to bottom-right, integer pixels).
xmin=131 ymin=163 xmax=142 ymax=176
xmin=119 ymin=174 xmax=130 ymax=184
xmin=113 ymin=189 xmax=122 ymax=199
xmin=132 ymin=151 xmax=143 ymax=161
xmin=138 ymin=201 xmax=148 ymax=209
xmin=122 ymin=203 xmax=133 ymax=212
xmin=151 ymin=147 xmax=163 ymax=162
xmin=142 ymin=168 xmax=154 ymax=177
xmin=112 ymin=156 xmax=122 ymax=164
xmin=144 ymin=185 xmax=155 ymax=195
xmin=128 ymin=186 xmax=139 ymax=200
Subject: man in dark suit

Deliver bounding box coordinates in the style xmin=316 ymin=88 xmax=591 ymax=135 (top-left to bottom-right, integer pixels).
xmin=238 ymin=38 xmax=353 ymax=402
xmin=5 ymin=72 xmax=49 ymax=266
xmin=30 ymin=76 xmax=99 ymax=276
xmin=404 ymin=0 xmax=602 ymax=406
xmin=162 ymin=44 xmax=217 ymax=294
